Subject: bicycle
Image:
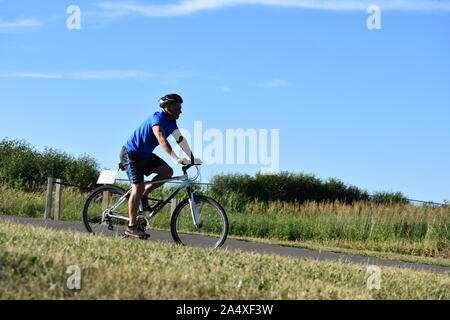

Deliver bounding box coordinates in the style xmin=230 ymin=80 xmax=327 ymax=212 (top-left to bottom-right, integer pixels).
xmin=82 ymin=158 xmax=229 ymax=248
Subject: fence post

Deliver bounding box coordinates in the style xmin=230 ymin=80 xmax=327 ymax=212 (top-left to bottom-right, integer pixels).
xmin=54 ymin=178 xmax=63 ymax=220
xmin=102 ymin=187 xmax=110 ymax=212
xmin=44 ymin=177 xmax=54 ymax=219
xmin=171 ymin=198 xmax=180 ymax=214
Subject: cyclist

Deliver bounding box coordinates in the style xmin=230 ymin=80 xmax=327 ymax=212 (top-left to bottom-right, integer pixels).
xmin=119 ymin=93 xmax=197 ymax=239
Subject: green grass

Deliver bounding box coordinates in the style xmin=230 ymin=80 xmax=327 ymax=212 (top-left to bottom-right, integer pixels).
xmin=0 ymin=221 xmax=449 ymax=300
xmin=0 ymin=185 xmax=448 ymax=263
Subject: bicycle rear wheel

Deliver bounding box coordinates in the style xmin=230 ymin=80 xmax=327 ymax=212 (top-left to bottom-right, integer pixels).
xmin=170 ymin=195 xmax=228 ymax=248
xmin=82 ymin=185 xmax=129 ymax=237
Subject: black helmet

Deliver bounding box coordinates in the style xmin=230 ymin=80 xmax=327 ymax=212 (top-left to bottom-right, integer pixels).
xmin=159 ymin=93 xmax=183 ymax=108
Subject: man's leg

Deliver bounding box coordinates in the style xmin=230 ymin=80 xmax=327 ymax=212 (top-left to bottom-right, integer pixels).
xmin=143 ymin=164 xmax=174 ymax=197
xmin=128 ymin=182 xmax=145 ymax=227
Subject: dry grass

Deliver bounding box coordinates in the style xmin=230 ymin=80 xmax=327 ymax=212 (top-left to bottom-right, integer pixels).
xmin=0 ymin=221 xmax=449 ymax=300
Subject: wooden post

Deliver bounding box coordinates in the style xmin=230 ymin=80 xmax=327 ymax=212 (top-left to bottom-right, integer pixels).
xmin=171 ymin=198 xmax=180 ymax=214
xmin=54 ymin=179 xmax=63 ymax=220
xmin=102 ymin=189 xmax=110 ymax=211
xmin=44 ymin=178 xmax=54 ymax=219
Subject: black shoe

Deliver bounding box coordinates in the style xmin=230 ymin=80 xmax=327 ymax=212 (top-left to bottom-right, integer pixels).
xmin=124 ymin=224 xmax=150 ymax=239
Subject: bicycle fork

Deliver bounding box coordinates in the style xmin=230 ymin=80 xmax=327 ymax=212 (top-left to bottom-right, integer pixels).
xmin=188 ymin=192 xmax=202 ymax=229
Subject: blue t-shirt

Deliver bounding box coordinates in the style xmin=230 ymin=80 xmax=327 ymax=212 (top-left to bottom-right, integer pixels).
xmin=125 ymin=111 xmax=178 ymax=158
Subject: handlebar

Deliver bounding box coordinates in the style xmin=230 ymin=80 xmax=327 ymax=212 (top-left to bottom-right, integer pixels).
xmin=181 ymin=154 xmax=200 ymax=174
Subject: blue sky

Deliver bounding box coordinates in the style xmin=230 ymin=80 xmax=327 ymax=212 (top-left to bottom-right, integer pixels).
xmin=1 ymin=0 xmax=449 ymax=203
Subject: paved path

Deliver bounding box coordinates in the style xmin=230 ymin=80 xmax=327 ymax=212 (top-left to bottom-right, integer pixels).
xmin=1 ymin=214 xmax=449 ymax=274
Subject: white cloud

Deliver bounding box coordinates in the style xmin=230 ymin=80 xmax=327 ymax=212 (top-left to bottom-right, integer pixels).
xmin=254 ymin=79 xmax=288 ymax=87
xmin=69 ymin=70 xmax=153 ymax=80
xmin=221 ymin=85 xmax=231 ymax=92
xmin=0 ymin=70 xmax=153 ymax=80
xmin=0 ymin=18 xmax=42 ymax=29
xmin=93 ymin=0 xmax=450 ymax=18
xmin=0 ymin=73 xmax=62 ymax=79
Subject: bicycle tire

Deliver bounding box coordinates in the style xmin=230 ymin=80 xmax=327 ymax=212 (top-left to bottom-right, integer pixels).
xmin=82 ymin=185 xmax=129 ymax=237
xmin=170 ymin=195 xmax=229 ymax=248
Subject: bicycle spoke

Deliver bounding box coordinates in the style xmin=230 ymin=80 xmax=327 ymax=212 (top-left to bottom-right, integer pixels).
xmin=171 ymin=196 xmax=228 ymax=248
xmin=83 ymin=186 xmax=129 ymax=237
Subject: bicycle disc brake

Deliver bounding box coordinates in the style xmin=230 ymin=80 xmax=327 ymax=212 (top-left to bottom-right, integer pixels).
xmin=102 ymin=211 xmax=114 ymax=230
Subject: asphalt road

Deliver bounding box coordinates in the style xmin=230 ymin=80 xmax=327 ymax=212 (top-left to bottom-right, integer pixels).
xmin=1 ymin=214 xmax=449 ymax=274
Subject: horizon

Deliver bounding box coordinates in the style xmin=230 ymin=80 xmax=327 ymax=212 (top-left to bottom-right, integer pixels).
xmin=1 ymin=136 xmax=446 ymax=205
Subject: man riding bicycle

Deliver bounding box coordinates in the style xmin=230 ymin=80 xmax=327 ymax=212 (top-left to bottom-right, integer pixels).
xmin=119 ymin=93 xmax=198 ymax=239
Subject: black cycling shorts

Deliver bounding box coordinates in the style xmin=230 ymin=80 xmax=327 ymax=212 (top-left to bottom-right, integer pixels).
xmin=119 ymin=146 xmax=167 ymax=184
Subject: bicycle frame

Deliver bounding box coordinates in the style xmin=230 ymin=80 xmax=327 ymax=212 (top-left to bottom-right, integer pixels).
xmin=105 ymin=170 xmax=200 ymax=225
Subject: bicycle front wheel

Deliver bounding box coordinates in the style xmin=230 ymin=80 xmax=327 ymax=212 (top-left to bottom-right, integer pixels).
xmin=170 ymin=195 xmax=229 ymax=248
xmin=82 ymin=185 xmax=129 ymax=237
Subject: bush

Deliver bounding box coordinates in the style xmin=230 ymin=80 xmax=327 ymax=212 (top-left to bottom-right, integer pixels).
xmin=63 ymin=156 xmax=100 ymax=188
xmin=371 ymin=192 xmax=409 ymax=205
xmin=0 ymin=138 xmax=100 ymax=190
xmin=210 ymin=171 xmax=370 ymax=205
xmin=0 ymin=139 xmax=40 ymax=189
xmin=210 ymin=172 xmax=410 ymax=206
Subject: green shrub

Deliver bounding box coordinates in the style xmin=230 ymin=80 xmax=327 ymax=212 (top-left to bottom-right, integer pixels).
xmin=63 ymin=155 xmax=100 ymax=188
xmin=371 ymin=192 xmax=409 ymax=205
xmin=210 ymin=171 xmax=370 ymax=204
xmin=0 ymin=138 xmax=99 ymax=190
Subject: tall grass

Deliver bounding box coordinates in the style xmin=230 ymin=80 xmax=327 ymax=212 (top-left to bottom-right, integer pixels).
xmin=1 ymin=184 xmax=448 ymax=259
xmin=218 ymin=198 xmax=449 ymax=258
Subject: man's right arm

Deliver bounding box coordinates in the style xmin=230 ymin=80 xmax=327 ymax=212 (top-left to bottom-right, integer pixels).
xmin=152 ymin=125 xmax=186 ymax=164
